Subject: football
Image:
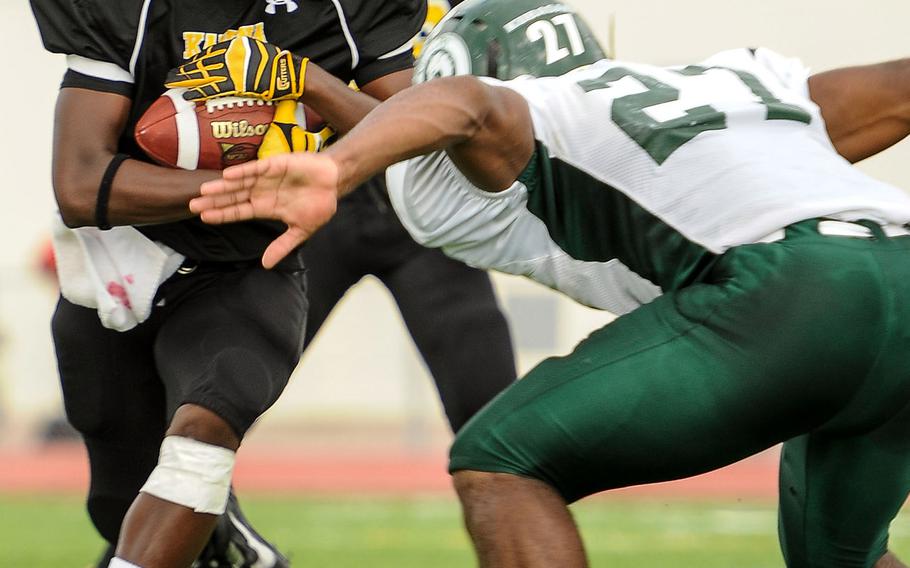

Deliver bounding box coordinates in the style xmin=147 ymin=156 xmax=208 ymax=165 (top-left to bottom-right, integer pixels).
xmin=134 ymin=88 xmax=321 ymax=170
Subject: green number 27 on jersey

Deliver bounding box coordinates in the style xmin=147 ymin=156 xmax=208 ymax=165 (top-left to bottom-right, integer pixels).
xmin=578 ymin=65 xmax=812 ymax=165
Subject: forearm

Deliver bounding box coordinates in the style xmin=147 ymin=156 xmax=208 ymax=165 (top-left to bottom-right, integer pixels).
xmin=299 ymin=64 xmax=381 ymax=134
xmin=72 ymin=163 xmax=215 ymax=227
xmin=810 ymin=58 xmax=910 ymax=163
xmin=110 ymin=162 xmax=221 ymax=225
xmin=325 ymin=76 xmax=492 ymax=195
xmin=53 ymin=147 xmax=220 ymax=227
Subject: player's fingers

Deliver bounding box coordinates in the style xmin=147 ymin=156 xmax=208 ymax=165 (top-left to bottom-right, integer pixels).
xmin=181 ymin=72 xmax=209 ymax=85
xmin=237 ymin=156 xmax=290 ymax=195
xmin=217 ymin=189 xmax=251 ymax=206
xmin=258 ymin=154 xmax=291 ymax=178
xmin=234 ymin=161 xmax=271 ymax=196
xmin=199 ymin=176 xmax=246 ymax=196
xmin=262 ymin=227 xmax=308 ymax=269
xmin=199 ymin=201 xmax=257 ymax=225
xmin=188 ymin=194 xmax=213 ymax=214
xmin=220 ymin=201 xmax=256 ymax=223
xmin=199 ymin=178 xmax=226 ymax=195
xmin=166 ymin=75 xmax=212 ymax=88
xmin=170 ymin=84 xmax=214 ymax=101
xmin=198 ymin=207 xmax=227 ymax=224
xmin=179 ymin=89 xmax=203 ymax=101
xmin=189 ymin=189 xmax=251 ymax=213
xmin=222 ymin=159 xmax=268 ymax=184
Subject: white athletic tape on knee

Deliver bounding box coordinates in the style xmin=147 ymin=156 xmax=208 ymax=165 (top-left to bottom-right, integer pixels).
xmin=140 ymin=436 xmax=236 ymax=515
xmin=109 ymin=558 xmax=143 ymax=568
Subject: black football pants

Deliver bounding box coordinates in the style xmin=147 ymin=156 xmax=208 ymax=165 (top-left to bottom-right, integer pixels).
xmin=52 ymin=260 xmax=306 ymax=545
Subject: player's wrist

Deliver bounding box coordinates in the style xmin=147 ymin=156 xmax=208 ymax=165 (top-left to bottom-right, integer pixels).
xmin=269 ymin=51 xmax=308 ymax=100
xmin=296 ymin=62 xmax=331 ymax=105
xmin=324 ymin=147 xmax=357 ymax=198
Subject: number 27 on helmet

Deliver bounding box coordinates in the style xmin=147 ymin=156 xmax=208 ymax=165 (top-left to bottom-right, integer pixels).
xmin=414 ymin=0 xmax=608 ymax=83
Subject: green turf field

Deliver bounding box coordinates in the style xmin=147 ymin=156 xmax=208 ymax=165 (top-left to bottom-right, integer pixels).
xmin=2 ymin=494 xmax=908 ymax=567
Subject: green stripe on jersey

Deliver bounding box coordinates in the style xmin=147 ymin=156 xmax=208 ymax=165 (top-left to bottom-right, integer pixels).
xmin=518 ymin=141 xmax=715 ymax=292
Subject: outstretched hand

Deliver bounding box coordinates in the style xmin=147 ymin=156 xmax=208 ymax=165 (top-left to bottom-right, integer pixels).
xmin=190 ymin=153 xmax=341 ymax=268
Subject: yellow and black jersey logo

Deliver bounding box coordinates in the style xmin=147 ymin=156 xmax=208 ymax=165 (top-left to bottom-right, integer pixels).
xmin=182 ymin=23 xmax=267 ymax=60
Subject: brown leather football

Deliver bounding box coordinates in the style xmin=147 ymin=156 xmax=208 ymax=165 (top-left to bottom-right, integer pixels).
xmin=135 ymin=88 xmax=321 ymax=170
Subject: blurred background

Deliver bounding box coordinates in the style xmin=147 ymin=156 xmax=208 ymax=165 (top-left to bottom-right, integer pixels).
xmin=2 ymin=1 xmax=909 ymax=566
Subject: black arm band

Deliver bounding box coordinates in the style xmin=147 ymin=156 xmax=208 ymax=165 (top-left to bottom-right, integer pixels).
xmin=95 ymin=153 xmax=129 ymax=230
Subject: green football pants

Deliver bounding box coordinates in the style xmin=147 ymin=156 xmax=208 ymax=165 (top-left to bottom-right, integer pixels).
xmin=450 ymin=220 xmax=910 ymax=568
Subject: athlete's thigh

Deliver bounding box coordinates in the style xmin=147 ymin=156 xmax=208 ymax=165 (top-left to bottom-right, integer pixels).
xmin=52 ymin=296 xmax=166 ymax=444
xmin=154 ymin=266 xmax=307 ymax=436
xmin=779 ymin=400 xmax=910 ymax=568
xmin=382 ymin=242 xmax=517 ymax=432
xmin=299 ymin=204 xmax=367 ymax=345
xmin=450 ymin=271 xmax=879 ymax=503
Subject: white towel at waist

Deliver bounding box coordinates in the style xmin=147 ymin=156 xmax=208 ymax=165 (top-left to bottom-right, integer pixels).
xmin=51 ymin=214 xmax=185 ymax=331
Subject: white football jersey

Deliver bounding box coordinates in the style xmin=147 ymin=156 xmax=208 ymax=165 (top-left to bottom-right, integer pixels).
xmin=387 ymin=48 xmax=910 ymax=314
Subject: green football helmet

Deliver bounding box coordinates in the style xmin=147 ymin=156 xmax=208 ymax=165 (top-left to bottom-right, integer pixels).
xmin=414 ymin=0 xmax=608 ymax=84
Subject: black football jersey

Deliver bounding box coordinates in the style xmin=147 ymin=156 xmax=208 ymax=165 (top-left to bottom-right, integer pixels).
xmin=30 ymin=0 xmax=426 ymax=262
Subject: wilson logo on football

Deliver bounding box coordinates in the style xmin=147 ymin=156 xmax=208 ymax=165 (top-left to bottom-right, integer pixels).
xmin=211 ymin=120 xmax=270 ymax=139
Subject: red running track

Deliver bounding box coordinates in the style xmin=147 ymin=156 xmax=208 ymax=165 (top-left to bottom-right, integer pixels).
xmin=0 ymin=443 xmax=780 ymax=499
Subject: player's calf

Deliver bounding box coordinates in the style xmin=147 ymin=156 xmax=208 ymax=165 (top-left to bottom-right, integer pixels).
xmin=876 ymin=552 xmax=909 ymax=568
xmin=453 ymin=470 xmax=587 ymax=568
xmin=113 ymin=405 xmax=242 ymax=567
xmin=101 ymin=493 xmax=290 ymax=568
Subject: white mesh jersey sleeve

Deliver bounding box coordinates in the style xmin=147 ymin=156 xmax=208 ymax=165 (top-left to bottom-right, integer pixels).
xmin=386 ymin=152 xmax=662 ymax=314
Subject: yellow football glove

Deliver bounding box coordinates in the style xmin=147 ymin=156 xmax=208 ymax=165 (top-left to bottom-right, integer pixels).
xmin=258 ymin=100 xmax=336 ymax=158
xmin=166 ymin=37 xmax=308 ymax=102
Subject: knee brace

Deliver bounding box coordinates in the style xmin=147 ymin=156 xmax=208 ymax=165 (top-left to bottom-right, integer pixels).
xmin=140 ymin=436 xmax=235 ymax=515
xmin=108 ymin=559 xmax=142 ymax=567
